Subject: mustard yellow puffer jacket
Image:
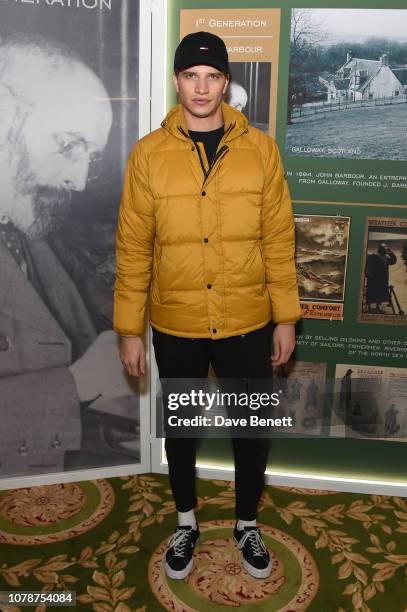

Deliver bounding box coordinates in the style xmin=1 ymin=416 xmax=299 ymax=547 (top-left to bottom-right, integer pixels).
xmin=114 ymin=101 xmax=301 ymax=340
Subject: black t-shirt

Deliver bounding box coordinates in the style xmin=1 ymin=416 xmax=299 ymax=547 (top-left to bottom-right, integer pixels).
xmin=188 ymin=125 xmax=224 ymax=167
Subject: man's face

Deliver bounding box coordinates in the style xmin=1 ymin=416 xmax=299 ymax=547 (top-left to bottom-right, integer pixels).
xmin=173 ymin=64 xmax=229 ymax=120
xmin=1 ymin=62 xmax=112 ymax=239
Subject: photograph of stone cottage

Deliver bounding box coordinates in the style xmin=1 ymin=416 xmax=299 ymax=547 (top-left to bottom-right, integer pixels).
xmin=319 ymin=52 xmax=407 ymax=103
xmin=285 ymin=8 xmax=407 ymax=161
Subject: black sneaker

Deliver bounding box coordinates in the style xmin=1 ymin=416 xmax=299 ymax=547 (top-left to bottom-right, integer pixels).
xmin=164 ymin=525 xmax=200 ymax=579
xmin=233 ymin=523 xmax=272 ymax=579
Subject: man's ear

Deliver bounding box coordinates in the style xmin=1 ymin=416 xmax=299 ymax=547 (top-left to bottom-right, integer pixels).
xmin=172 ymin=72 xmax=179 ymax=94
xmin=222 ymin=76 xmax=230 ymax=95
xmin=0 ymin=85 xmax=17 ymax=142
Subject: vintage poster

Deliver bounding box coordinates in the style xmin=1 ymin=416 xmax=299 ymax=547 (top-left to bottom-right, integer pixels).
xmin=330 ymin=363 xmax=407 ymax=442
xmin=357 ymin=217 xmax=407 ymax=326
xmin=180 ymin=8 xmax=281 ymax=136
xmin=272 ymin=361 xmax=327 ymax=437
xmin=0 ymin=1 xmax=141 ymax=478
xmin=294 ymin=214 xmax=350 ymax=320
xmin=286 ymin=8 xmax=407 ymax=162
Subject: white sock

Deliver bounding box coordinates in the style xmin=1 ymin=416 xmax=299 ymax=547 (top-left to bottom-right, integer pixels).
xmin=237 ymin=518 xmax=256 ymax=530
xmin=178 ymin=509 xmax=197 ymax=529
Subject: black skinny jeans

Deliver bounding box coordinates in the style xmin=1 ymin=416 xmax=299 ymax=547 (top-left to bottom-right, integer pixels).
xmin=152 ymin=321 xmax=274 ymax=521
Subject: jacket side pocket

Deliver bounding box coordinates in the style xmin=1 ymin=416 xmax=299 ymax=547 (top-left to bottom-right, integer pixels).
xmin=258 ymin=242 xmax=266 ymax=295
xmin=151 ymin=244 xmax=162 ymax=303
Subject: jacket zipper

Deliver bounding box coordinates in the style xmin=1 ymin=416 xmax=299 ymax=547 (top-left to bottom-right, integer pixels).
xmin=202 ymin=145 xmax=228 ymax=187
xmin=177 ymin=125 xmax=231 ymax=186
xmin=194 ymin=139 xmax=208 ymax=177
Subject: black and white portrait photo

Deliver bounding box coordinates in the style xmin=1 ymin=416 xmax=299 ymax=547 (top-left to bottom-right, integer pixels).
xmin=272 ymin=361 xmax=327 ymax=436
xmin=226 ymin=62 xmax=271 ymax=132
xmin=331 ymin=364 xmax=407 ymax=442
xmin=285 ymin=8 xmax=407 ymax=161
xmin=0 ymin=1 xmax=141 ymax=478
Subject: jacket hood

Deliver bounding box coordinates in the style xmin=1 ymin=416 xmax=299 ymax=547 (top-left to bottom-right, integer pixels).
xmin=161 ymin=101 xmax=249 ymax=143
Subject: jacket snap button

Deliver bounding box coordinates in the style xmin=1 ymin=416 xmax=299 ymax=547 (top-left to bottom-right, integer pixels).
xmin=191 ymin=146 xmax=195 ymax=151
xmin=203 ymin=237 xmax=208 ymax=243
xmin=201 ymin=191 xmax=206 ymax=196
xmin=212 ymin=328 xmax=217 ymax=333
xmin=0 ymin=334 xmax=11 ymax=351
xmin=207 ymin=283 xmax=212 ymax=289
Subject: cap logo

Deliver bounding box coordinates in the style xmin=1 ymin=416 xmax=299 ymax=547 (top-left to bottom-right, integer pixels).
xmin=200 ymin=46 xmax=209 ymax=51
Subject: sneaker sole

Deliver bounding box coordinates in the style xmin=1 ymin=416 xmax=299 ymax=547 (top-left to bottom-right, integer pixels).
xmin=164 ymin=537 xmax=200 ymax=580
xmin=243 ymin=558 xmax=272 ymax=579
xmin=233 ymin=535 xmax=272 ymax=579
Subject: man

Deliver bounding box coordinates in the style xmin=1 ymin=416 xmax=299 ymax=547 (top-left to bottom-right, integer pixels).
xmin=304 ymin=379 xmax=318 ymax=411
xmin=384 ymin=404 xmax=400 ymax=437
xmin=115 ymin=32 xmax=301 ymax=580
xmin=365 ymin=242 xmax=397 ymax=313
xmin=0 ymin=34 xmax=129 ymax=477
xmin=339 ymin=369 xmax=353 ymax=411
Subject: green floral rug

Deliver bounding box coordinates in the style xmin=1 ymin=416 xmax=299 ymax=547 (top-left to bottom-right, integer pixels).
xmin=0 ymin=474 xmax=406 ymax=611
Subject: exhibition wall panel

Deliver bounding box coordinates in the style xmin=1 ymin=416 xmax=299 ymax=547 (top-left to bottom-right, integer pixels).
xmin=153 ymin=0 xmax=407 ymax=491
xmin=0 ymin=0 xmax=163 ymax=488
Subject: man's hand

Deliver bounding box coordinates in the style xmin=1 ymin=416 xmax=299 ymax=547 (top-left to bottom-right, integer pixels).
xmin=271 ymin=323 xmax=296 ymax=366
xmin=119 ymin=336 xmax=146 ymax=378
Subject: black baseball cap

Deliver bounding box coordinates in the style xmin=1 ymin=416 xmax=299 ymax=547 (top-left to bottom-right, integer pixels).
xmin=174 ymin=31 xmax=230 ymax=75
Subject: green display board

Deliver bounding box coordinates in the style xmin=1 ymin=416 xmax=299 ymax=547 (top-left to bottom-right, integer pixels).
xmin=167 ymin=0 xmax=407 ymax=483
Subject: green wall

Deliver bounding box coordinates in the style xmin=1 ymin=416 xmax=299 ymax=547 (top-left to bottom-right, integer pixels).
xmin=166 ymin=0 xmax=407 ymax=483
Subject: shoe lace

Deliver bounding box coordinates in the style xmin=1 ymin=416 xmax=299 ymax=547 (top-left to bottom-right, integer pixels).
xmin=237 ymin=528 xmax=268 ymax=557
xmin=168 ymin=528 xmax=193 ymax=557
